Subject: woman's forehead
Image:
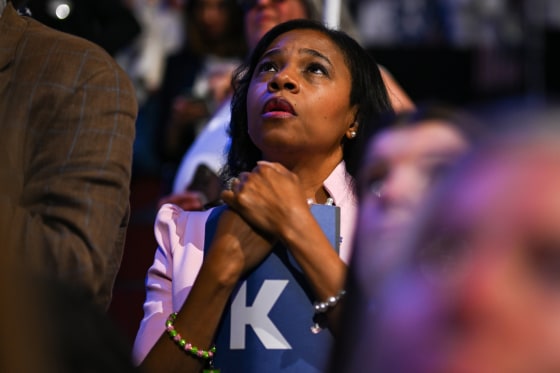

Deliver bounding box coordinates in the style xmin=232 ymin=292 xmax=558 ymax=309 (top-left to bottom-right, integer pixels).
xmin=262 ymin=29 xmax=344 ymax=61
xmin=266 ymin=29 xmax=331 ymax=48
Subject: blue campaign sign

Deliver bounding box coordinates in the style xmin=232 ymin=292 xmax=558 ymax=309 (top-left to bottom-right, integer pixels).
xmin=204 ymin=204 xmax=341 ymax=372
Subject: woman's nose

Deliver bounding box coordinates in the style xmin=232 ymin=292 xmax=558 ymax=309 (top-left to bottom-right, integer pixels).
xmin=267 ymin=69 xmax=299 ymax=93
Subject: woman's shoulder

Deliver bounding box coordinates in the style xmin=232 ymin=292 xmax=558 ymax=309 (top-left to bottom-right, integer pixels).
xmin=154 ymin=204 xmax=215 ymax=254
xmin=155 ymin=203 xmax=214 ymax=231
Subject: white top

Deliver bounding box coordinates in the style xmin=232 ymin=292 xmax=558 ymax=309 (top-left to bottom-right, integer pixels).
xmin=172 ymin=98 xmax=232 ymax=193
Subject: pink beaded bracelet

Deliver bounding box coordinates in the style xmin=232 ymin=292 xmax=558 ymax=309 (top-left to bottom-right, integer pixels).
xmin=165 ymin=313 xmax=216 ymax=361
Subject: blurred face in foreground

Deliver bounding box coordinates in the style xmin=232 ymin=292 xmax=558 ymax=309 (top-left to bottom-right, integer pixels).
xmin=372 ymin=143 xmax=560 ymax=373
xmin=355 ymin=120 xmax=469 ymax=281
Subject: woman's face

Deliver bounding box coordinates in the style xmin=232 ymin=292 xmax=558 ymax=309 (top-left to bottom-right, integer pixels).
xmin=372 ymin=146 xmax=560 ymax=373
xmin=246 ymin=28 xmax=356 ymax=165
xmin=355 ymin=120 xmax=469 ymax=277
xmin=243 ymin=0 xmax=309 ymax=50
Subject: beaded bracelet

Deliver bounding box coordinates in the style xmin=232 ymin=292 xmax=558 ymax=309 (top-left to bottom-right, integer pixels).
xmin=310 ymin=290 xmax=346 ymax=334
xmin=165 ymin=313 xmax=216 ymax=361
xmin=313 ymin=289 xmax=346 ymax=314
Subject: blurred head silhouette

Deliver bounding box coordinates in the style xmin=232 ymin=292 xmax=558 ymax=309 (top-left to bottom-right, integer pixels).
xmin=353 ymin=104 xmax=484 ymax=287
xmin=239 ymin=0 xmax=359 ymax=50
xmin=362 ymin=106 xmax=560 ymax=373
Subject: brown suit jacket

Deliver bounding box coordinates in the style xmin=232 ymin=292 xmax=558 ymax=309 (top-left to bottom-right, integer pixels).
xmin=0 ymin=3 xmax=137 ymax=310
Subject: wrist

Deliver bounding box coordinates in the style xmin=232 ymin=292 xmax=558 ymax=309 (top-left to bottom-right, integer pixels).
xmin=203 ymin=237 xmax=245 ymax=288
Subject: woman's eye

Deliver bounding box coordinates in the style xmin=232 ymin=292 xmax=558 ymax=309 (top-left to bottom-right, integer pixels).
xmin=256 ymin=61 xmax=277 ymax=73
xmin=307 ymin=63 xmax=328 ymax=76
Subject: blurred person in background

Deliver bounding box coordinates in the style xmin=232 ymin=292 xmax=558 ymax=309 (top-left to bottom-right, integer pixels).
xmin=119 ymin=0 xmax=187 ymax=103
xmin=154 ymin=0 xmax=248 ymax=182
xmin=134 ymin=0 xmax=247 ymax=179
xmin=120 ymin=0 xmax=187 ymax=175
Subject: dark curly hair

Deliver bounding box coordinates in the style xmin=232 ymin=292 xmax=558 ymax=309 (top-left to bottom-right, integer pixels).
xmin=221 ymin=19 xmax=393 ymax=186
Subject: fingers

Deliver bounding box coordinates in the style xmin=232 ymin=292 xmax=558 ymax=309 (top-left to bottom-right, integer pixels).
xmin=221 ymin=164 xmax=287 ymax=208
xmin=221 ymin=171 xmax=259 ymax=211
xmin=220 ymin=189 xmax=234 ymax=206
xmin=256 ymin=160 xmax=288 ymax=175
xmin=221 ymin=177 xmax=237 ymax=206
xmin=225 ymin=173 xmax=248 ymax=194
xmin=222 ymin=175 xmax=244 ymax=208
xmin=225 ymin=176 xmax=240 ymax=192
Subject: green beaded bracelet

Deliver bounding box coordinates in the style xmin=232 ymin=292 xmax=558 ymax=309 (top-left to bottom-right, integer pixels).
xmin=165 ymin=313 xmax=217 ymax=362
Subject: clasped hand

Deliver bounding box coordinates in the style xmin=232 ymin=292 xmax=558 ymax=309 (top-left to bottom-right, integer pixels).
xmin=206 ymin=161 xmax=311 ymax=281
xmin=221 ymin=161 xmax=311 ymax=240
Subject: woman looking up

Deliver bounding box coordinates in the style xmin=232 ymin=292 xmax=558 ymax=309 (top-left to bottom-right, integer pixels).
xmin=133 ymin=18 xmax=392 ymax=373
xmin=164 ymin=0 xmax=413 ymax=209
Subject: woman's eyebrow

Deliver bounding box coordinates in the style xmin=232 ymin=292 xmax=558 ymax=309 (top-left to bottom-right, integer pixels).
xmin=300 ymin=48 xmax=333 ymax=68
xmin=259 ymin=47 xmax=333 ymax=69
xmin=260 ymin=48 xmax=282 ymax=60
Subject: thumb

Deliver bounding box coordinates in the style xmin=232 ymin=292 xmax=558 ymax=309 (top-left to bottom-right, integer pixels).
xmin=220 ymin=189 xmax=235 ymax=206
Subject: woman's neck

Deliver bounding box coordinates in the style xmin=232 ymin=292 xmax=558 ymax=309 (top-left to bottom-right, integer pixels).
xmin=286 ymin=158 xmax=342 ymax=204
xmin=261 ymin=147 xmax=343 ymax=202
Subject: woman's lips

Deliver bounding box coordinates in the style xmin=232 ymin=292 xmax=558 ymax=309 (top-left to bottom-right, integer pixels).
xmin=262 ymin=97 xmax=296 ymax=118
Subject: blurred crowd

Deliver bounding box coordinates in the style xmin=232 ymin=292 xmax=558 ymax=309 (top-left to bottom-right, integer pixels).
xmin=24 ymin=0 xmax=560 ymax=183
